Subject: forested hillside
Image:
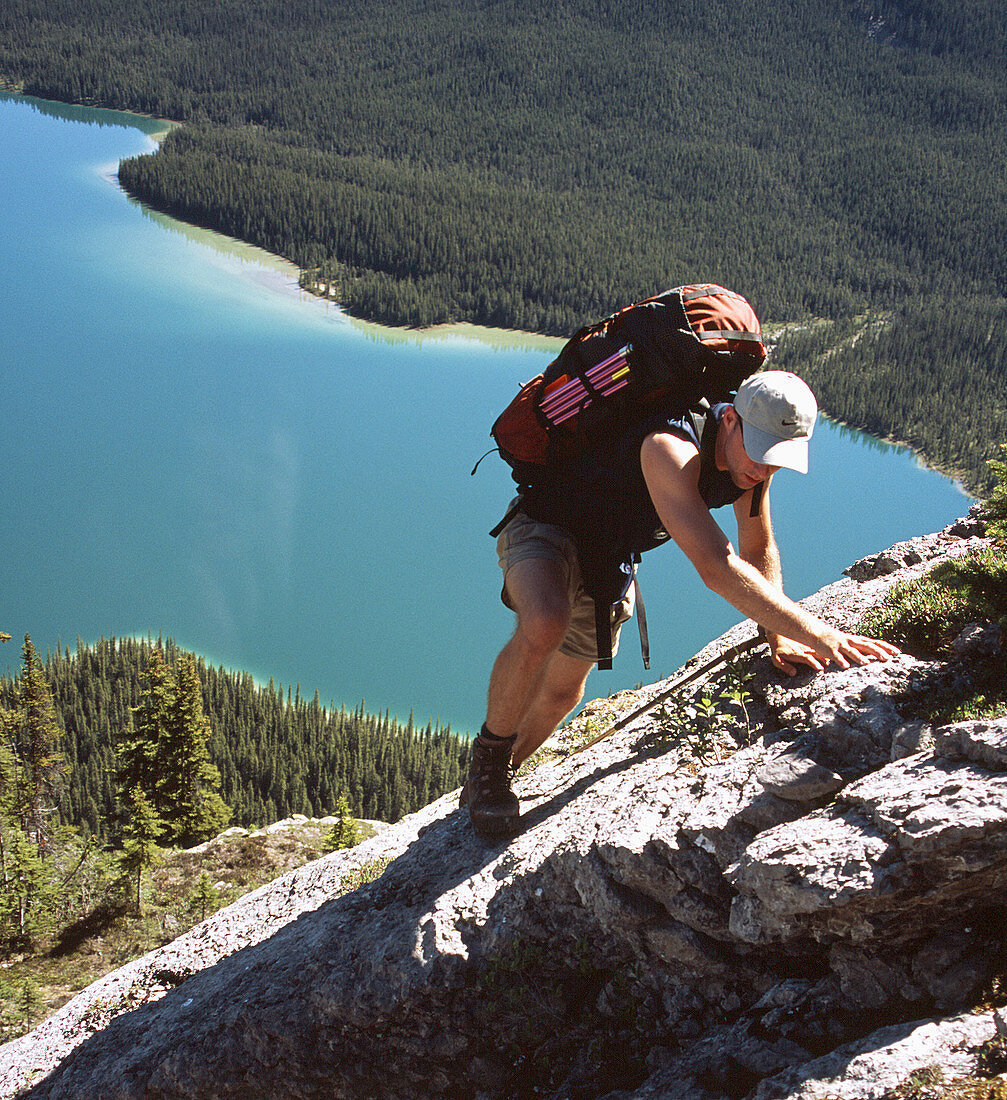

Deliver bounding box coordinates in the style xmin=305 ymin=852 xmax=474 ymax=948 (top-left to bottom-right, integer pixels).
xmin=0 ymin=636 xmax=469 ymax=843
xmin=1 ymin=0 xmax=1005 ymax=489
xmin=771 ymin=297 xmax=1007 ymax=491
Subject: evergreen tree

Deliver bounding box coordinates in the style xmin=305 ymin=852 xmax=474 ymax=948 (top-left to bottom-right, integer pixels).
xmin=0 ymin=710 xmax=16 ymax=888
xmin=1 ymin=827 xmax=56 ymax=946
xmin=157 ymin=658 xmax=231 ymax=847
xmin=0 ymin=976 xmax=16 ymax=1042
xmin=191 ymin=870 xmax=219 ymax=921
xmin=16 ymin=980 xmax=42 ymax=1037
xmin=1 ymin=635 xmax=470 ymax=838
xmin=0 ymin=649 xmax=62 ymax=947
xmin=11 ymin=637 xmax=65 ymax=858
xmin=119 ymin=646 xmax=172 ymax=807
xmin=324 ymin=794 xmax=361 ymax=852
xmin=118 ymin=785 xmax=162 ymax=915
xmin=66 ymin=838 xmax=116 ymax=926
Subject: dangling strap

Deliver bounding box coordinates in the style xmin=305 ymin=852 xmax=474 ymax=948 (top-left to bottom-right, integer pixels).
xmin=595 ymin=599 xmax=613 ymax=671
xmin=633 ymin=573 xmax=650 ymax=670
xmin=471 ymin=448 xmax=499 ymax=476
xmin=593 ymin=571 xmax=649 ymax=671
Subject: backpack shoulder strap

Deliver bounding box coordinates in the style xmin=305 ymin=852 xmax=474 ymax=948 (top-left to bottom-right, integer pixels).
xmin=681 ymin=399 xmax=714 ymax=455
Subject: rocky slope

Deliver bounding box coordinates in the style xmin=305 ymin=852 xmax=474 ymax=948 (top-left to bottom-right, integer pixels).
xmin=1 ymin=511 xmax=1005 ymax=1100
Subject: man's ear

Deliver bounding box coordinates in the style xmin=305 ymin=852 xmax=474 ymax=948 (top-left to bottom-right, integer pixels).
xmin=721 ymin=405 xmax=739 ymax=431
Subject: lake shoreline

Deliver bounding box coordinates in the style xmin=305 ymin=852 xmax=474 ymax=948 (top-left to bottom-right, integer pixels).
xmin=110 ymin=131 xmax=972 ymax=486
xmin=99 ymin=104 xmax=564 ymax=355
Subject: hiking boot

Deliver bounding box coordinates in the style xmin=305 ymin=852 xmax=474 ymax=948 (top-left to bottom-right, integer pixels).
xmin=460 ymin=734 xmax=520 ymax=836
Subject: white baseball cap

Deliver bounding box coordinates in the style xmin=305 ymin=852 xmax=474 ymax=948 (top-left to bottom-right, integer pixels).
xmin=734 ymin=371 xmax=818 ymax=474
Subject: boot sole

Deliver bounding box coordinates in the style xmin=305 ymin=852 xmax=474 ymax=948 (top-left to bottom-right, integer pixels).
xmin=464 ymin=796 xmax=521 ymax=837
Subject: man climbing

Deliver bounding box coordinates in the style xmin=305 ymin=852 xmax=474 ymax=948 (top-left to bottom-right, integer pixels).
xmin=462 ymin=291 xmax=900 ymax=837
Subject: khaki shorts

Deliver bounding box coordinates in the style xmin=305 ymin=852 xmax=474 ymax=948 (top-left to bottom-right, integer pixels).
xmin=495 ymin=505 xmax=635 ymax=663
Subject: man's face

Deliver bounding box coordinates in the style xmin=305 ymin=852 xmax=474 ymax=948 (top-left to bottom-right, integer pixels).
xmin=721 ymin=407 xmax=779 ymax=490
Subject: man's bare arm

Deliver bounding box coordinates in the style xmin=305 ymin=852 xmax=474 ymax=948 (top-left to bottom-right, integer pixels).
xmin=734 ymin=481 xmax=782 ymax=587
xmin=732 ymin=486 xmax=846 ymax=674
xmin=641 ymin=431 xmax=899 ymax=671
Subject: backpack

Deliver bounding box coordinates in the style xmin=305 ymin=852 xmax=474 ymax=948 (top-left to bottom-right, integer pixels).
xmin=479 ymin=284 xmax=768 ymax=670
xmin=488 ymin=284 xmax=767 ymax=489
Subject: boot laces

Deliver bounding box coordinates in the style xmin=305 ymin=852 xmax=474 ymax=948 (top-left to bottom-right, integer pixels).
xmin=472 ymin=741 xmax=514 ymax=798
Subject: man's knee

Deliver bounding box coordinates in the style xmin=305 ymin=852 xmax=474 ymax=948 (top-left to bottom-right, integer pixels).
xmin=514 ymin=607 xmax=569 ymax=656
xmin=535 ymin=675 xmax=586 ymax=717
xmin=503 ymin=557 xmax=572 ymax=656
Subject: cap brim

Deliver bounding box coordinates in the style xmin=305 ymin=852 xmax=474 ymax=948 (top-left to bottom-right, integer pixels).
xmin=741 ymin=422 xmax=810 ymax=474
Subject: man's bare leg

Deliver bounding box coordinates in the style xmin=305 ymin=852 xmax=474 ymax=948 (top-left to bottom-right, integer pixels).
xmin=512 ymin=650 xmax=593 ymax=769
xmin=463 ymin=555 xmax=573 ymax=836
xmin=484 ymin=556 xmax=573 ymax=738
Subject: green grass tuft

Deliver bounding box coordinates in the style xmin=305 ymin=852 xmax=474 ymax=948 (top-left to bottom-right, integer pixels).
xmin=860 ymin=546 xmax=1007 ymax=723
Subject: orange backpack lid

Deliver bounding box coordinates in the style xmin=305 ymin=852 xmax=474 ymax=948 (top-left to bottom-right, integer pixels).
xmin=678 ymin=284 xmax=767 ymax=361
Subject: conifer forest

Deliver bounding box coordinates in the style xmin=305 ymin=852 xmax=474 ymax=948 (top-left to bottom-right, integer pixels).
xmin=1 ymin=0 xmax=1004 ymax=492
xmin=0 ymin=636 xmax=468 ymax=849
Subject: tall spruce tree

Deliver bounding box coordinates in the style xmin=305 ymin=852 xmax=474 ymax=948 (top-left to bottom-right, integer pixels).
xmin=12 ymin=637 xmax=65 ymax=858
xmin=1 ymin=828 xmax=55 ymax=945
xmin=118 ymin=785 xmax=162 ymax=915
xmin=0 ymin=720 xmax=18 ymax=896
xmin=0 ymin=653 xmax=58 ymax=947
xmin=157 ymin=658 xmax=231 ymax=847
xmin=119 ymin=646 xmax=172 ymax=807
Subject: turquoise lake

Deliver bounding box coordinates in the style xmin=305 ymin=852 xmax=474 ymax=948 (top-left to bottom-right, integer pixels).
xmin=0 ymin=93 xmax=972 ymax=734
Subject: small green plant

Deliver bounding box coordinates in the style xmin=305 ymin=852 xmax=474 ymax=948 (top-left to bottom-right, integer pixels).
xmin=16 ymin=979 xmax=44 ymax=1035
xmin=323 ymin=795 xmax=362 ymax=852
xmin=874 ymin=1065 xmax=946 ymax=1100
xmin=864 ymin=450 xmax=1007 ymax=662
xmin=654 ymin=692 xmax=691 ymax=735
xmin=859 ymin=544 xmax=1007 ymax=722
xmin=861 ymin=546 xmax=1007 ymax=655
xmin=514 ymin=701 xmax=621 ymax=775
xmin=646 ymin=659 xmax=756 ymax=763
xmin=690 ymin=693 xmax=723 ymax=762
xmin=189 ymin=872 xmax=220 ymax=922
xmin=721 ymin=659 xmax=755 ymax=743
xmin=0 ymin=977 xmax=21 ymax=1042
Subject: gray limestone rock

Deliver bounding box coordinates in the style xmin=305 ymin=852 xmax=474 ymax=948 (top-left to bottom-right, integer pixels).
xmin=753 ymin=1010 xmax=999 ymax=1099
xmin=756 ymin=750 xmax=844 ymax=802
xmin=936 ymin=718 xmax=1007 ymax=770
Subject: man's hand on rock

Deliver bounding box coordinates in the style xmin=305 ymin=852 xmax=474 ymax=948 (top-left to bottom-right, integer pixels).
xmin=769 ymin=631 xmax=901 ymax=677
